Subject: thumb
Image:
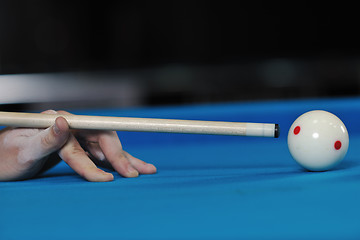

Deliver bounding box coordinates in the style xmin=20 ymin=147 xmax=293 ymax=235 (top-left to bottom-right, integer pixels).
xmin=33 ymin=116 xmax=70 ymax=157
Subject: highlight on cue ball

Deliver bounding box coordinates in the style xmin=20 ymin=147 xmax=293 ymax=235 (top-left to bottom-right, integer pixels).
xmin=287 ymin=110 xmax=349 ymax=171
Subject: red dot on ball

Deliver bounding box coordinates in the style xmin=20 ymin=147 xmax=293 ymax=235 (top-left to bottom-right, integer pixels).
xmin=294 ymin=126 xmax=301 ymax=135
xmin=334 ymin=141 xmax=342 ymax=150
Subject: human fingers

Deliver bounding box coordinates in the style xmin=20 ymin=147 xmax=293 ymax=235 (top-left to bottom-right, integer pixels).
xmin=52 ymin=110 xmax=114 ymax=181
xmin=96 ymin=131 xmax=139 ymax=178
xmin=15 ymin=115 xmax=70 ymax=168
xmin=123 ymin=151 xmax=157 ymax=174
xmin=86 ymin=139 xmax=156 ymax=176
xmin=33 ymin=116 xmax=71 ymax=174
xmin=31 ymin=116 xmax=70 ymax=157
xmin=57 ymin=110 xmax=156 ymax=177
xmin=58 ymin=133 xmax=114 ymax=182
xmin=0 ymin=113 xmax=71 ymax=181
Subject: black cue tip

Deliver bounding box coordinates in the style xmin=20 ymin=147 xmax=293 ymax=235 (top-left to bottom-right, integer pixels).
xmin=274 ymin=124 xmax=280 ymax=138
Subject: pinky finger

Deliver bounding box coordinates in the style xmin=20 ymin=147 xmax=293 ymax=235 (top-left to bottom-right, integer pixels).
xmin=124 ymin=151 xmax=157 ymax=175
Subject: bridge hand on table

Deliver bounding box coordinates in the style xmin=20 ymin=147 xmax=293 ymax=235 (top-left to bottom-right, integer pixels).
xmin=0 ymin=110 xmax=157 ymax=181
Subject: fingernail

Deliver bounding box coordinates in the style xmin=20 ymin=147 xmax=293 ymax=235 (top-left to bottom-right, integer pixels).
xmin=147 ymin=163 xmax=157 ymax=172
xmin=98 ymin=168 xmax=112 ymax=176
xmin=127 ymin=165 xmax=139 ymax=176
xmin=53 ymin=124 xmax=61 ymax=135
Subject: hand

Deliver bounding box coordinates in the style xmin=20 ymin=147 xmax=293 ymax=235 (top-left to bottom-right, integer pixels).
xmin=0 ymin=110 xmax=157 ymax=182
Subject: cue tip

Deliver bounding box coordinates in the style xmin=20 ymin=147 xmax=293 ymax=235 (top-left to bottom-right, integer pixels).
xmin=274 ymin=124 xmax=280 ymax=138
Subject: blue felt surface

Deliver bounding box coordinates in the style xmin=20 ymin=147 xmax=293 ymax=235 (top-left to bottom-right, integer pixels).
xmin=1 ymin=97 xmax=360 ymax=240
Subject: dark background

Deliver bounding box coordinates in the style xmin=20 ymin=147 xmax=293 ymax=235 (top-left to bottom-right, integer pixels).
xmin=1 ymin=1 xmax=360 ymax=109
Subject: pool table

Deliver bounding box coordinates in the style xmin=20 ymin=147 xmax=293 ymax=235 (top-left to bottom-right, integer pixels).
xmin=1 ymin=97 xmax=360 ymax=239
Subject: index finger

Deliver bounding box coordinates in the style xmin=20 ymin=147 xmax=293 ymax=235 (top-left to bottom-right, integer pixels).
xmin=59 ymin=133 xmax=114 ymax=182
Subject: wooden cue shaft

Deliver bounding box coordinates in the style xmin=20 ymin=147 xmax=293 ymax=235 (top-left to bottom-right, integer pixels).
xmin=0 ymin=111 xmax=279 ymax=138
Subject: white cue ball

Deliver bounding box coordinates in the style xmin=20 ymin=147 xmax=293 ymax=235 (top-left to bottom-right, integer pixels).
xmin=287 ymin=110 xmax=349 ymax=171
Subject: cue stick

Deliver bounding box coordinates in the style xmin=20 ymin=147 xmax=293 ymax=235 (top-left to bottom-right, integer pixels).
xmin=0 ymin=111 xmax=280 ymax=138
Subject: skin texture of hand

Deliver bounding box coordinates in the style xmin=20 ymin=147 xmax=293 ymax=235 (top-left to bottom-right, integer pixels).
xmin=0 ymin=110 xmax=156 ymax=182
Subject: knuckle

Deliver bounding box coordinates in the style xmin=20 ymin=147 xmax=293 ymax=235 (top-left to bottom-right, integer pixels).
xmin=62 ymin=146 xmax=85 ymax=160
xmin=41 ymin=110 xmax=58 ymax=114
xmin=41 ymin=134 xmax=54 ymax=147
xmin=57 ymin=110 xmax=72 ymax=115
